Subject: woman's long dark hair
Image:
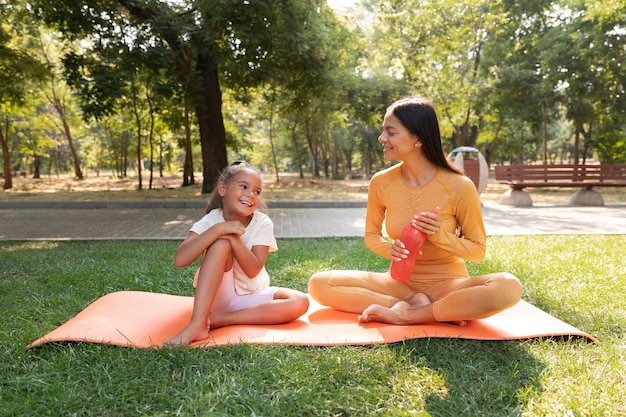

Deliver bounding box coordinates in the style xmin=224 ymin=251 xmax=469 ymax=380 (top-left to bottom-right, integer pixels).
xmin=205 ymin=161 xmax=265 ymax=214
xmin=388 ymin=96 xmax=463 ymax=175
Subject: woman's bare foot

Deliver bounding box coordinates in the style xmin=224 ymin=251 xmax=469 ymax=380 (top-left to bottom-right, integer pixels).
xmin=358 ymin=301 xmax=412 ymax=324
xmin=406 ymin=292 xmax=431 ymax=308
xmin=163 ymin=320 xmax=211 ymax=346
xmin=406 ymin=293 xmax=467 ymax=325
xmin=359 ymin=292 xmax=438 ymax=325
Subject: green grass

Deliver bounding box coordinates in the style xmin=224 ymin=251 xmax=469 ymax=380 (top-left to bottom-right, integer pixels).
xmin=1 ymin=236 xmax=625 ymax=416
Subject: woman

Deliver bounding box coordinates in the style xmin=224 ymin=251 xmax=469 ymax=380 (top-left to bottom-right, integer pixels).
xmin=308 ymin=96 xmax=522 ymax=325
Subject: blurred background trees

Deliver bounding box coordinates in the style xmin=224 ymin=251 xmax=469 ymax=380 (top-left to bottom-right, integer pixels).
xmin=1 ymin=0 xmax=625 ymax=192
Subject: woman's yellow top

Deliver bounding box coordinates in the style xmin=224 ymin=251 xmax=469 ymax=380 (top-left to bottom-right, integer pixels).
xmin=364 ymin=163 xmax=486 ymax=281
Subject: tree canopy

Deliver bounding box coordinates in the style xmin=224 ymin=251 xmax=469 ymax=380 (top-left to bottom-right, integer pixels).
xmin=2 ymin=0 xmax=625 ymax=192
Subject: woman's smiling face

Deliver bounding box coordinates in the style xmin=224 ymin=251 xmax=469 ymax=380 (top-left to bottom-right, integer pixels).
xmin=378 ymin=111 xmax=419 ymax=161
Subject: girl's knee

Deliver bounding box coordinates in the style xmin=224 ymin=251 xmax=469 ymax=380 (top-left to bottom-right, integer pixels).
xmin=276 ymin=289 xmax=310 ymax=318
xmin=293 ymin=291 xmax=310 ymax=315
xmin=207 ymin=238 xmax=233 ymax=254
xmin=203 ymin=239 xmax=234 ymax=270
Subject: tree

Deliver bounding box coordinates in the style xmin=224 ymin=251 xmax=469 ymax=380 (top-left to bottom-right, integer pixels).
xmin=0 ymin=3 xmax=48 ymax=189
xmin=531 ymin=0 xmax=626 ymax=164
xmin=33 ymin=0 xmax=337 ymax=193
xmin=33 ymin=28 xmax=84 ymax=179
xmin=269 ymin=4 xmax=376 ymax=178
xmin=379 ymin=0 xmax=508 ymax=149
xmin=481 ymin=0 xmax=554 ymax=164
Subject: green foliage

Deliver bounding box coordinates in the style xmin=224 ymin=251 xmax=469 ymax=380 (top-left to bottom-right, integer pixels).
xmin=0 ymin=19 xmax=48 ymax=106
xmin=3 ymin=0 xmax=626 ymax=187
xmin=377 ymin=0 xmax=626 ymax=164
xmin=1 ymin=236 xmax=625 ymax=415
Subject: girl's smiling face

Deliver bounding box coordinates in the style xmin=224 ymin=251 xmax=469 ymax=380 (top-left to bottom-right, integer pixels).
xmin=218 ymin=168 xmax=263 ymax=219
xmin=378 ymin=112 xmax=419 ymax=161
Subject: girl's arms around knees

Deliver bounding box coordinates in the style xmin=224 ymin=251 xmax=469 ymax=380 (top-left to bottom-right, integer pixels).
xmin=174 ymin=221 xmax=247 ymax=268
xmin=221 ymin=234 xmax=269 ymax=278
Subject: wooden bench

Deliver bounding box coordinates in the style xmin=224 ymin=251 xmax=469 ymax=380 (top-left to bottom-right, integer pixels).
xmin=494 ymin=164 xmax=626 ymax=206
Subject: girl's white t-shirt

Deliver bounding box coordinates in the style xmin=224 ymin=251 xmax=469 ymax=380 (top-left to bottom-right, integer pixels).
xmin=189 ymin=209 xmax=277 ymax=295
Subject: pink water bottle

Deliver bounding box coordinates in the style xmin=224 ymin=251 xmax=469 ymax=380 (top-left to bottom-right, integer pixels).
xmin=390 ymin=209 xmax=437 ymax=282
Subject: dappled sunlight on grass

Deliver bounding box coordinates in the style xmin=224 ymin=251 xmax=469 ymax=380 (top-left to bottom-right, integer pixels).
xmin=2 ymin=231 xmax=626 ymax=414
xmin=0 ymin=241 xmax=61 ymax=252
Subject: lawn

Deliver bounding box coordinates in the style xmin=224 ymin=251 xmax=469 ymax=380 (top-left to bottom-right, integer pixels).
xmin=1 ymin=235 xmax=625 ymax=416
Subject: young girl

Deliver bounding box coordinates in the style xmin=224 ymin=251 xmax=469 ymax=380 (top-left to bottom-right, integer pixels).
xmin=164 ymin=161 xmax=309 ymax=346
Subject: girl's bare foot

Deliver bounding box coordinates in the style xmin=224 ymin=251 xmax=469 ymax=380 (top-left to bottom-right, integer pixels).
xmin=163 ymin=320 xmax=210 ymax=346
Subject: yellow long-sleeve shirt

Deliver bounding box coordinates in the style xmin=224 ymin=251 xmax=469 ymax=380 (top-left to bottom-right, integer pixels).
xmin=365 ymin=163 xmax=486 ymax=284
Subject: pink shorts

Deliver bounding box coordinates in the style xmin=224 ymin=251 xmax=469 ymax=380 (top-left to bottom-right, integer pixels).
xmin=193 ymin=268 xmax=278 ymax=312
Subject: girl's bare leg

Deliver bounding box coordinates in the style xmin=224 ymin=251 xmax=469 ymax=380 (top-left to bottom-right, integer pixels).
xmin=164 ymin=240 xmax=233 ymax=346
xmin=208 ymin=289 xmax=309 ymax=329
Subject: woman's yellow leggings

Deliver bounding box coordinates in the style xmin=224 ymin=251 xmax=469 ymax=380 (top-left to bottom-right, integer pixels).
xmin=308 ymin=270 xmax=522 ymax=322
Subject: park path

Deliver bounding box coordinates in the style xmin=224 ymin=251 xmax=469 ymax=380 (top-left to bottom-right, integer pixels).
xmin=1 ymin=200 xmax=625 ymax=240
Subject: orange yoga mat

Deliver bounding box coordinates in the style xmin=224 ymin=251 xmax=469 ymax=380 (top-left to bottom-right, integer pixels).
xmin=28 ymin=291 xmax=596 ymax=349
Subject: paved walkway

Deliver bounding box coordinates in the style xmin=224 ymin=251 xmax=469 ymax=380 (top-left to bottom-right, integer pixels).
xmin=1 ymin=200 xmax=625 ymax=240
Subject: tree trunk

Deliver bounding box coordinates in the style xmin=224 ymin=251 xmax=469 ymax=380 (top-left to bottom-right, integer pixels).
xmin=196 ymin=52 xmax=227 ymax=194
xmin=148 ymin=112 xmax=154 ymax=190
xmin=33 ymin=155 xmax=41 ymax=179
xmin=146 ymin=81 xmax=155 ymax=190
xmin=59 ymin=110 xmax=83 ymax=180
xmin=181 ymin=45 xmax=194 ymax=187
xmin=290 ymin=120 xmax=304 ymax=179
xmin=120 ymin=1 xmax=227 ymax=193
xmin=158 ymin=134 xmax=164 ymax=177
xmin=182 ymin=97 xmax=195 ymax=186
xmin=542 ymin=106 xmax=548 ymax=164
xmin=305 ymin=117 xmax=320 ymax=177
xmin=0 ymin=117 xmax=13 ymax=190
xmin=130 ymin=81 xmax=142 ymax=190
xmin=54 ymin=146 xmax=60 ymax=177
xmin=573 ymin=123 xmax=580 ymax=165
xmin=268 ymin=97 xmax=280 ymax=183
xmin=122 ymin=131 xmax=129 ymax=178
